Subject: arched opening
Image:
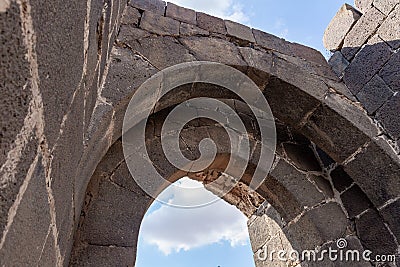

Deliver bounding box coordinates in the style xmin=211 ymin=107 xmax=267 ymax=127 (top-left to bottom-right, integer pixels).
xmin=135 ymin=177 xmax=255 ymax=267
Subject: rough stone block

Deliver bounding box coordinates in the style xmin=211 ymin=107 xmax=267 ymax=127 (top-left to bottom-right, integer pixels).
xmin=130 ymin=0 xmax=165 ymax=15
xmin=290 ymin=43 xmax=328 ymax=65
xmin=355 ymin=0 xmax=373 ymax=13
xmin=253 ymin=29 xmax=292 ymax=55
xmin=344 ymin=138 xmax=400 ymax=207
xmin=166 ymin=2 xmax=196 ymax=24
xmin=356 ymin=209 xmax=397 ymax=255
xmin=196 ymin=12 xmax=227 ymax=34
xmin=330 ymin=166 xmax=354 ymax=192
xmin=282 ymin=143 xmax=321 ymax=171
xmin=180 ymin=36 xmax=246 ymax=67
xmin=343 ymin=35 xmax=392 ymax=94
xmin=377 ymin=4 xmax=400 ymax=48
xmin=70 ymin=245 xmax=135 ymax=266
xmin=121 ymin=6 xmax=141 ymax=26
xmin=248 ymin=214 xmax=284 ymax=252
xmin=341 ymin=184 xmax=372 ymax=218
xmin=0 ymin=155 xmax=51 ymax=265
xmin=180 ymin=22 xmax=209 ymax=36
xmin=225 ymin=20 xmax=255 ymax=43
xmin=323 ymin=4 xmax=361 ymax=51
xmin=379 ymin=51 xmax=400 ymax=92
xmin=380 ymin=199 xmax=400 ymax=240
xmin=309 ymin=175 xmax=334 ymax=198
xmin=376 ymin=93 xmax=400 ymax=139
xmin=140 ymin=10 xmax=180 ymax=36
xmin=342 ymin=7 xmax=386 ymax=60
xmin=357 ymin=75 xmax=394 ymax=115
xmin=328 ymin=51 xmax=350 ymax=78
xmin=374 ymin=0 xmax=398 ymax=15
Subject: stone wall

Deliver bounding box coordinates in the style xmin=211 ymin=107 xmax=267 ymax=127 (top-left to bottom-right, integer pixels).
xmin=0 ymin=0 xmax=399 ymax=266
xmin=324 ymin=0 xmax=399 ymax=153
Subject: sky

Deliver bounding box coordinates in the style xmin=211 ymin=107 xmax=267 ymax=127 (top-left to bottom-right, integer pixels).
xmin=136 ymin=1 xmax=350 ymax=267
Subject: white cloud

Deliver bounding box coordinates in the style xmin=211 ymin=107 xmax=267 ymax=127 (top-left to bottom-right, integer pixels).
xmin=140 ymin=178 xmax=249 ymax=255
xmin=167 ymin=0 xmax=250 ymax=24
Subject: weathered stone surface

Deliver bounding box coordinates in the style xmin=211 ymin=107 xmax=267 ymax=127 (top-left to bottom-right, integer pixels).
xmin=70 ymin=245 xmax=135 ymax=267
xmin=356 ymin=209 xmax=397 ymax=255
xmin=180 ymin=36 xmax=245 ymax=67
xmin=330 ymin=166 xmax=354 ymax=192
xmin=356 ymin=75 xmax=394 ymax=114
xmin=342 ymin=7 xmax=386 ymax=60
xmin=289 ymin=42 xmax=328 ymax=65
xmin=0 ymin=155 xmax=51 ymax=265
xmin=166 ymin=2 xmax=196 ymax=24
xmin=80 ymin=175 xmax=148 ymax=247
xmin=180 ymin=22 xmax=209 ymax=36
xmin=345 ymin=139 xmax=400 ymax=207
xmin=248 ymin=214 xmax=284 ymax=252
xmin=343 ymin=35 xmax=392 ymax=94
xmin=0 ymin=2 xmax=32 ymax=170
xmin=355 ymin=0 xmax=374 ymax=13
xmin=140 ymin=10 xmax=180 ymax=36
xmin=269 ymin=160 xmax=325 ymax=214
xmin=225 ymin=20 xmax=255 ymax=43
xmin=130 ymin=0 xmax=165 ymax=15
xmin=309 ymin=175 xmax=334 ymax=198
xmin=37 ymin=232 xmax=57 ymax=266
xmin=380 ymin=199 xmax=400 ymax=240
xmin=377 ymin=4 xmax=400 ymax=48
xmin=323 ymin=4 xmax=361 ymax=51
xmin=328 ymin=51 xmax=350 ymax=77
xmin=376 ymin=93 xmax=400 ymax=140
xmin=302 ymin=96 xmax=375 ymax=163
xmin=379 ymin=51 xmax=400 ymax=92
xmin=121 ymin=6 xmax=141 ymax=26
xmin=253 ymin=29 xmax=292 ymax=55
xmin=30 ymin=0 xmax=86 ymax=148
xmin=374 ymin=0 xmax=398 ymax=15
xmin=196 ymin=12 xmax=227 ymax=34
xmin=127 ymin=35 xmax=195 ymax=69
xmin=341 ymin=184 xmax=372 ymax=218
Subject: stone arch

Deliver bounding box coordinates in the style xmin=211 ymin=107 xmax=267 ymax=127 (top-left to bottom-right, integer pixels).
xmin=67 ymin=1 xmax=400 ymax=265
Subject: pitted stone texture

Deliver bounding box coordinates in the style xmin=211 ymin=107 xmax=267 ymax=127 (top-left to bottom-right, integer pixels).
xmin=196 ymin=12 xmax=227 ymax=34
xmin=166 ymin=2 xmax=196 ymax=24
xmin=342 ymin=7 xmax=386 ymax=60
xmin=101 ymin=47 xmax=158 ymax=105
xmin=130 ymin=0 xmax=165 ymax=15
xmin=355 ymin=0 xmax=373 ymax=13
xmin=180 ymin=22 xmax=209 ymax=36
xmin=323 ymin=4 xmax=361 ymax=51
xmin=289 ymin=43 xmax=327 ymax=66
xmin=376 ymin=93 xmax=400 ymax=140
xmin=30 ymin=0 xmax=86 ymax=148
xmin=379 ymin=51 xmax=400 ymax=92
xmin=343 ymin=35 xmax=392 ymax=94
xmin=341 ymin=184 xmax=372 ymax=218
xmin=253 ymin=29 xmax=292 ymax=55
xmin=0 ymin=155 xmax=51 ymax=265
xmin=356 ymin=209 xmax=397 ymax=255
xmin=377 ymin=4 xmax=400 ymax=49
xmin=328 ymin=51 xmax=350 ymax=78
xmin=127 ymin=36 xmax=196 ymax=69
xmin=380 ymin=199 xmax=400 ymax=240
xmin=374 ymin=0 xmax=398 ymax=15
xmin=345 ymin=139 xmax=400 ymax=207
xmin=70 ymin=245 xmax=135 ymax=267
xmin=1 ymin=2 xmax=32 ymax=169
xmin=140 ymin=10 xmax=180 ymax=36
xmin=225 ymin=20 xmax=255 ymax=43
xmin=121 ymin=6 xmax=141 ymax=26
xmin=356 ymin=75 xmax=394 ymax=114
xmin=180 ymin=36 xmax=246 ymax=67
xmin=309 ymin=175 xmax=334 ymax=199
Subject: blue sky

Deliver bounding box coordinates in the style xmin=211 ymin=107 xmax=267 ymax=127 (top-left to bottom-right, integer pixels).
xmin=136 ymin=1 xmax=350 ymax=267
